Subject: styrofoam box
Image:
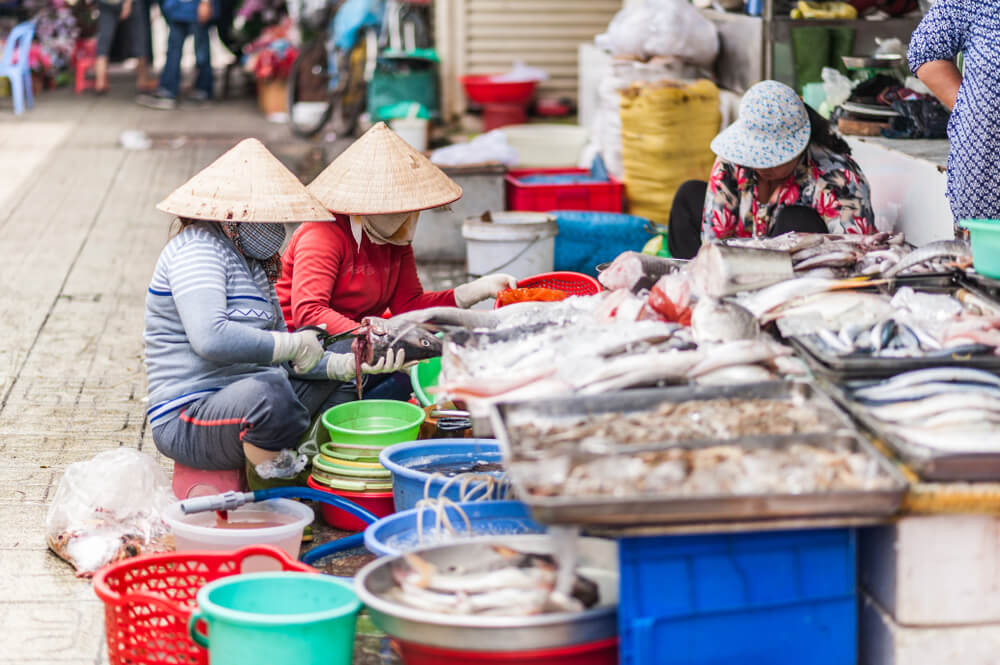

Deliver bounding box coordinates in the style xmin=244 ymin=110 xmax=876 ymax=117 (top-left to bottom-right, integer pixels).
xmin=861 ymin=592 xmax=1000 ymax=665
xmin=861 ymin=516 xmax=1000 ymax=626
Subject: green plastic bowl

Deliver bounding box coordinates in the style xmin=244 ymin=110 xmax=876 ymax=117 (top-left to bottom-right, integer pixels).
xmin=409 ymin=357 xmax=442 ymax=407
xmin=960 ymin=219 xmax=1000 ymax=278
xmin=321 ymin=399 xmax=425 ymax=447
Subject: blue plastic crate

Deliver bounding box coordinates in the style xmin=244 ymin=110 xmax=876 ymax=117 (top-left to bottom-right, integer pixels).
xmin=551 ymin=211 xmax=653 ymax=277
xmin=619 ymin=529 xmax=857 ymax=665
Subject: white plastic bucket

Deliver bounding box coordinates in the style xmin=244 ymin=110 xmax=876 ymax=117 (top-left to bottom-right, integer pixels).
xmin=164 ymin=498 xmax=314 ymax=562
xmin=462 ymin=212 xmax=558 ymax=282
xmin=391 ymin=117 xmax=429 ymax=152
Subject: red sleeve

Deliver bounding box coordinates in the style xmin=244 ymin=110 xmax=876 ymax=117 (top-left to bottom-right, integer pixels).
xmin=289 ymin=224 xmax=362 ymax=334
xmin=388 ymin=245 xmax=457 ymax=315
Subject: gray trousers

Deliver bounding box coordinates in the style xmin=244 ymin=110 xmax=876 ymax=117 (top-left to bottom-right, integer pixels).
xmin=152 ymin=370 xmax=346 ymax=470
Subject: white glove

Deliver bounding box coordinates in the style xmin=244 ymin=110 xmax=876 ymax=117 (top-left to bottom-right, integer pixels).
xmin=363 ymin=348 xmax=407 ymax=374
xmin=325 ymin=348 xmax=408 ymax=382
xmin=326 ymin=353 xmax=357 ymax=381
xmin=454 ymin=273 xmax=518 ymax=309
xmin=270 ymin=330 xmax=324 ymax=373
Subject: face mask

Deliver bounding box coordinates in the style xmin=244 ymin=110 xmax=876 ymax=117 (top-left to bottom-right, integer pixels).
xmin=354 ymin=212 xmax=419 ymax=246
xmin=238 ymin=222 xmax=286 ymax=259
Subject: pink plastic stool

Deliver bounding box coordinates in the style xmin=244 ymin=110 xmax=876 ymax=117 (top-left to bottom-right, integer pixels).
xmin=172 ymin=462 xmax=246 ymax=500
xmin=73 ymin=39 xmax=97 ymax=95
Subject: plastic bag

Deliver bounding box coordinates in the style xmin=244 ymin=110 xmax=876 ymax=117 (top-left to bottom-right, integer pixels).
xmin=46 ymin=449 xmax=175 ymax=577
xmin=430 ymin=130 xmax=520 ymax=167
xmin=605 ymin=0 xmax=719 ymax=66
xmin=492 ymin=61 xmax=548 ymax=83
xmin=822 ymin=67 xmax=855 ymax=109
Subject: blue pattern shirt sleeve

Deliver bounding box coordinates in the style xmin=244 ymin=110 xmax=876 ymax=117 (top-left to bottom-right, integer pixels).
xmin=908 ymin=0 xmax=967 ymax=74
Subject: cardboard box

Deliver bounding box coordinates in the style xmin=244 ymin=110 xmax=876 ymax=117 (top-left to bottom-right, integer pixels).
xmin=861 ymin=516 xmax=1000 ymax=626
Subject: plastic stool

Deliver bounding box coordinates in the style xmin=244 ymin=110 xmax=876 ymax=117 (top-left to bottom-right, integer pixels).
xmin=172 ymin=462 xmax=246 ymax=499
xmin=73 ymin=39 xmax=96 ymax=95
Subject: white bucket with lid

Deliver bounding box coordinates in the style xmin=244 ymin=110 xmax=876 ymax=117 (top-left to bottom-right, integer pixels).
xmin=462 ymin=212 xmax=558 ymax=282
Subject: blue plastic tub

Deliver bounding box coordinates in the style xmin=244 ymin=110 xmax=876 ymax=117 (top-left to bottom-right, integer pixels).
xmin=379 ymin=439 xmax=503 ymax=512
xmin=551 ymin=211 xmax=653 ymax=277
xmin=619 ymin=528 xmax=857 ymax=665
xmin=364 ymin=500 xmax=545 ymax=557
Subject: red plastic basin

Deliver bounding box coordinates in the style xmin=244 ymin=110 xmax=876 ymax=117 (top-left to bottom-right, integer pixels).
xmin=396 ymin=638 xmax=618 ymax=665
xmin=461 ymin=75 xmax=537 ymax=105
xmin=307 ymin=475 xmax=394 ymax=531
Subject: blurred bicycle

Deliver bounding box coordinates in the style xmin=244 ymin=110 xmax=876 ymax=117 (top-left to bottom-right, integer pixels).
xmin=287 ymin=0 xmax=430 ymax=138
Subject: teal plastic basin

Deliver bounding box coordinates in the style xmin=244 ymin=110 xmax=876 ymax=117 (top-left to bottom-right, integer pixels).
xmin=960 ymin=219 xmax=1000 ymax=279
xmin=321 ymin=399 xmax=425 ymax=447
xmin=188 ymin=572 xmax=360 ymax=665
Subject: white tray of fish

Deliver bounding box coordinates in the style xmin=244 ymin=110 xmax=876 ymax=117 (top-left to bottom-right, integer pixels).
xmin=822 ymin=368 xmax=1000 ymax=481
xmin=489 ymin=382 xmax=907 ymax=527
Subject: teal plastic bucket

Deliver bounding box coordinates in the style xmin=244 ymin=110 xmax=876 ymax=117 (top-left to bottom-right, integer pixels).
xmin=960 ymin=219 xmax=1000 ymax=278
xmin=188 ymin=572 xmax=360 ymax=665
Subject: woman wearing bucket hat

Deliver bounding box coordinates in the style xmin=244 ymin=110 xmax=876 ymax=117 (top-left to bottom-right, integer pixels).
xmin=275 ymin=123 xmax=516 ymax=401
xmin=667 ymin=80 xmax=874 ymax=259
xmin=144 ymin=139 xmax=404 ymax=476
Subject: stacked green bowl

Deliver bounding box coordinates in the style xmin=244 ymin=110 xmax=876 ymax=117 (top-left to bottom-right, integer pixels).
xmin=309 ymin=400 xmax=426 ymax=492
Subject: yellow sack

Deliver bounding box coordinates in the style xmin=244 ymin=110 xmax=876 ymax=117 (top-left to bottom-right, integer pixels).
xmin=620 ymin=78 xmax=721 ymax=227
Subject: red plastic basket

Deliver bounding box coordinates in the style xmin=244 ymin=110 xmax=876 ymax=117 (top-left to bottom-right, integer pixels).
xmin=495 ymin=271 xmax=603 ymax=309
xmin=93 ymin=545 xmax=314 ymax=665
xmin=506 ymin=168 xmax=624 ymax=213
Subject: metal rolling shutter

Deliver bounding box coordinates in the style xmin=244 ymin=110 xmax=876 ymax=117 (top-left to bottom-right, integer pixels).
xmin=457 ymin=0 xmax=621 ymax=101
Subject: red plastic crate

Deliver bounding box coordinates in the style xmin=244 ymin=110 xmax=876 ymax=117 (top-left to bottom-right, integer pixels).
xmin=506 ymin=168 xmax=624 ymax=213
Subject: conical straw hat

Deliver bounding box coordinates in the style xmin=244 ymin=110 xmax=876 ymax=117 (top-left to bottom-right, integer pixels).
xmin=157 ymin=138 xmax=335 ymax=223
xmin=308 ymin=122 xmax=462 ymax=215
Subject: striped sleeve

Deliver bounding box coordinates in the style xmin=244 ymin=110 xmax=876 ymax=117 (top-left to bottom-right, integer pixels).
xmin=167 ymin=233 xmax=276 ymax=364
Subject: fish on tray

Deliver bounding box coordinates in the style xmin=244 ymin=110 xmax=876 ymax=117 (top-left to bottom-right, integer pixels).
xmin=387 ymin=546 xmax=599 ymax=616
xmin=847 ymin=368 xmax=1000 ymax=454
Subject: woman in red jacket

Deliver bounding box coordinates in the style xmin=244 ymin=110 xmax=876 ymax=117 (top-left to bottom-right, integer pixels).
xmin=276 ymin=123 xmax=514 ymax=401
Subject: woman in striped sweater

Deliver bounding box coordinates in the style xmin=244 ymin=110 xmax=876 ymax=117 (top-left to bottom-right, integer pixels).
xmin=144 ymin=139 xmax=404 ymax=476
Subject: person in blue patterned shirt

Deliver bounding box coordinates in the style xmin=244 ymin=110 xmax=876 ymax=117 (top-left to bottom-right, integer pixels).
xmin=909 ymin=0 xmax=998 ymax=223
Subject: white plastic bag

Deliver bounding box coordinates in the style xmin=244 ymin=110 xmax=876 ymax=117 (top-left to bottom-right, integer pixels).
xmin=46 ymin=449 xmax=175 ymax=577
xmin=431 ymin=130 xmax=520 ymax=167
xmin=606 ymin=0 xmax=719 ymax=66
xmin=492 ymin=61 xmax=548 ymax=83
xmin=822 ymin=67 xmax=855 ymax=109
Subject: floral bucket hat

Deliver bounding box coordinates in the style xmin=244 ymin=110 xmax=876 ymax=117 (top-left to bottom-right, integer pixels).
xmin=710 ymin=80 xmax=811 ymax=170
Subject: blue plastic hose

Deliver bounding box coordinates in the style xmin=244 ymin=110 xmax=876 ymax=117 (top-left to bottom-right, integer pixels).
xmin=253 ymin=487 xmax=379 ymax=525
xmin=301 ymin=532 xmax=366 ymax=564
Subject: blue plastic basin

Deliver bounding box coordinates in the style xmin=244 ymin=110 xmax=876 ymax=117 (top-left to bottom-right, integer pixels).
xmin=379 ymin=439 xmax=503 ymax=512
xmin=364 ymin=500 xmax=545 ymax=557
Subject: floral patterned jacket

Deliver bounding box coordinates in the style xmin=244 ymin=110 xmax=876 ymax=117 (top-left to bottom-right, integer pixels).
xmin=701 ymin=144 xmax=875 ymax=240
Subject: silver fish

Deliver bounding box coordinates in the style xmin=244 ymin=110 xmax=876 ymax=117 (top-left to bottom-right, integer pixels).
xmin=854 ymin=367 xmax=1000 ymax=396
xmin=883 ymin=426 xmax=1000 ymax=453
xmin=695 ymin=364 xmax=775 ymax=385
xmin=691 ymin=298 xmax=760 ymax=344
xmin=794 ymin=251 xmax=859 ymax=271
xmin=854 ymin=381 xmax=1000 ymax=404
xmin=691 ymin=243 xmax=795 ymax=298
xmin=919 ymin=409 xmax=1000 ymax=429
xmin=869 ymin=393 xmax=1000 ymax=423
xmin=736 ymin=277 xmax=842 ymax=318
xmin=686 ymin=340 xmax=793 ymax=378
xmin=883 ymin=239 xmax=972 ymax=278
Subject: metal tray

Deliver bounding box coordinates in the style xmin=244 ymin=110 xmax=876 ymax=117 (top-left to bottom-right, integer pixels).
xmin=490 ymin=382 xmax=906 ymax=527
xmin=784 ymin=275 xmax=1000 ymax=381
xmin=817 ymin=376 xmax=1000 ymax=482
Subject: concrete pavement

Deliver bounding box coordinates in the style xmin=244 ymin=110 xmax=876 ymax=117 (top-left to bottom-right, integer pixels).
xmin=0 ymin=80 xmax=359 ymax=664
